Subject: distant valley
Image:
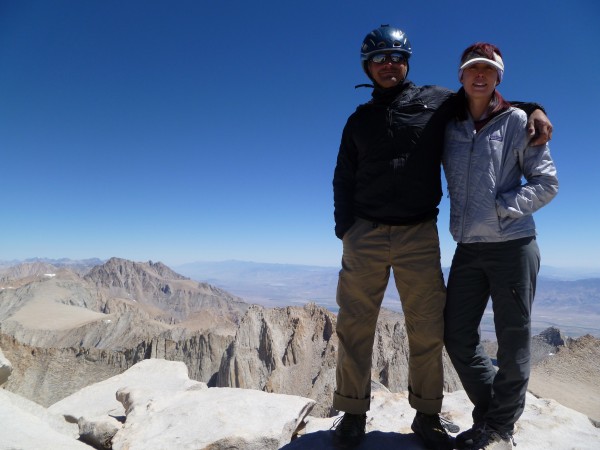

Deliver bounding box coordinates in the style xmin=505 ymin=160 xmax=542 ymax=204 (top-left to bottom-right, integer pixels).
xmin=174 ymin=260 xmax=600 ymax=339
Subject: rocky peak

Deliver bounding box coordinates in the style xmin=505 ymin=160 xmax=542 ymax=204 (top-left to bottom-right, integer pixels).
xmin=83 ymin=257 xmax=187 ymax=305
xmin=80 ymin=257 xmax=249 ymax=327
xmin=0 ymin=261 xmax=60 ymax=284
xmin=535 ymin=326 xmax=569 ymax=347
xmin=85 ymin=257 xmax=187 ymax=287
xmin=147 ymin=260 xmax=189 ymax=280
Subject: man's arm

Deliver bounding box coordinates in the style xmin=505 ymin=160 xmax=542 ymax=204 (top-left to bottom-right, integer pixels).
xmin=512 ymin=102 xmax=553 ymax=146
xmin=527 ymin=109 xmax=553 ymax=146
xmin=333 ymin=126 xmax=358 ymax=240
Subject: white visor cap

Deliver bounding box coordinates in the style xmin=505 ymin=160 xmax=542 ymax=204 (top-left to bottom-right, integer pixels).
xmin=458 ymin=51 xmax=504 ymax=83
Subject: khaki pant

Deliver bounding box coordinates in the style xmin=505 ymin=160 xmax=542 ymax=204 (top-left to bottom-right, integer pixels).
xmin=333 ymin=218 xmax=446 ymax=415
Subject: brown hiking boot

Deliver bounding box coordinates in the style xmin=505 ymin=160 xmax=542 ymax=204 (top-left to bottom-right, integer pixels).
xmin=331 ymin=412 xmax=366 ymax=446
xmin=411 ymin=412 xmax=454 ymax=450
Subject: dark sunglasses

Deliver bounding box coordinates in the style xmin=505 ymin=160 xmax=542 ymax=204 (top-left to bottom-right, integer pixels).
xmin=369 ymin=52 xmax=406 ymax=64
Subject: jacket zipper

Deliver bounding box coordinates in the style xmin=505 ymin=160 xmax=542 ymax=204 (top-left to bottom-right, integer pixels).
xmin=460 ymin=132 xmax=476 ymax=242
xmin=458 ymin=109 xmax=512 ymax=241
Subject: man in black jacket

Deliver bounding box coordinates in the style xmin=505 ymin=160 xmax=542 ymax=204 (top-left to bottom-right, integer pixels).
xmin=331 ymin=25 xmax=552 ymax=449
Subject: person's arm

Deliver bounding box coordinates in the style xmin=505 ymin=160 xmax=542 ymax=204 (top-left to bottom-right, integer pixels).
xmin=496 ymin=129 xmax=558 ymax=218
xmin=511 ymin=101 xmax=553 ymax=146
xmin=527 ymin=109 xmax=553 ymax=146
xmin=333 ymin=124 xmax=358 ymax=240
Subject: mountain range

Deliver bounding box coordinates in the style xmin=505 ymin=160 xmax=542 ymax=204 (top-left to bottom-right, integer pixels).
xmin=4 ymin=257 xmax=599 ymax=338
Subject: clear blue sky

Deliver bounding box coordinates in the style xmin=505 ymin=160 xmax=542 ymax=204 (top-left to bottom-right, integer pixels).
xmin=1 ymin=0 xmax=598 ymax=270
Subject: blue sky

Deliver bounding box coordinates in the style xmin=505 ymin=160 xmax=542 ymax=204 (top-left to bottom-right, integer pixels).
xmin=1 ymin=0 xmax=598 ymax=270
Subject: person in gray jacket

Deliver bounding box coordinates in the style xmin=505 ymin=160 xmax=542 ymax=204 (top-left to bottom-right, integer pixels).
xmin=442 ymin=42 xmax=558 ymax=449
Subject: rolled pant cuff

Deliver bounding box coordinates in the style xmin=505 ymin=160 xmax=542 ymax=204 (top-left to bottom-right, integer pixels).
xmin=333 ymin=391 xmax=370 ymax=414
xmin=409 ymin=391 xmax=443 ymax=415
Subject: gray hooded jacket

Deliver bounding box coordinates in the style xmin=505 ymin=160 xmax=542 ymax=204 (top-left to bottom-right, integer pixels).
xmin=443 ymin=107 xmax=558 ymax=243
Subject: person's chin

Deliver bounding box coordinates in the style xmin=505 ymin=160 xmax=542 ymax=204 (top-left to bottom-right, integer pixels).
xmin=381 ymin=79 xmax=400 ymax=88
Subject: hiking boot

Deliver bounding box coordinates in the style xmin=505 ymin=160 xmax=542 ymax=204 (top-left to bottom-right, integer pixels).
xmin=455 ymin=423 xmax=482 ymax=449
xmin=331 ymin=412 xmax=366 ymax=446
xmin=440 ymin=415 xmax=461 ymax=433
xmin=411 ymin=412 xmax=454 ymax=450
xmin=457 ymin=423 xmax=514 ymax=449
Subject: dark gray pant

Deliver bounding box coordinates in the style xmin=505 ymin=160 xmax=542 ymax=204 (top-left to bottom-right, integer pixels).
xmin=444 ymin=236 xmax=540 ymax=435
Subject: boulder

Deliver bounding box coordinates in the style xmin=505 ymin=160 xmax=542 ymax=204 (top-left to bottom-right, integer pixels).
xmin=48 ymin=359 xmax=205 ymax=422
xmin=0 ymin=389 xmax=90 ymax=449
xmin=112 ymin=386 xmax=315 ymax=450
xmin=0 ymin=346 xmax=12 ymax=385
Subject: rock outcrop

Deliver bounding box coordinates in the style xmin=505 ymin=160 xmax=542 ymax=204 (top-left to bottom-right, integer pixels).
xmin=0 ymin=328 xmax=236 ymax=406
xmin=0 ymin=345 xmax=12 ymax=385
xmin=529 ymin=333 xmax=600 ymax=425
xmin=216 ymin=303 xmax=338 ymax=417
xmin=534 ymin=325 xmax=570 ymax=347
xmin=2 ymin=358 xmax=600 ymax=450
xmin=216 ymin=304 xmax=462 ymax=417
xmin=0 ymin=389 xmax=90 ymax=450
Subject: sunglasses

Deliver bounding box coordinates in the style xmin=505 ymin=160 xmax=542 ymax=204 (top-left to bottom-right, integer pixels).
xmin=369 ymin=52 xmax=406 ymax=64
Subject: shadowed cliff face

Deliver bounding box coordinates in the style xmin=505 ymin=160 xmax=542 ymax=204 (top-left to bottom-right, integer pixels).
xmin=215 ymin=304 xmax=462 ymax=417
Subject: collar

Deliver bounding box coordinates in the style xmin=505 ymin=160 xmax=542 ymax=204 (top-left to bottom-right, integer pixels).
xmin=370 ymin=80 xmax=412 ymax=104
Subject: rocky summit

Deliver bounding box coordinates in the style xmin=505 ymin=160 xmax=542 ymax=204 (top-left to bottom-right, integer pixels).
xmin=1 ymin=358 xmax=599 ymax=449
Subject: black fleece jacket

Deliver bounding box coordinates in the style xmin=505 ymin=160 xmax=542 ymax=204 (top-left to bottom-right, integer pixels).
xmin=333 ymin=80 xmax=454 ymax=239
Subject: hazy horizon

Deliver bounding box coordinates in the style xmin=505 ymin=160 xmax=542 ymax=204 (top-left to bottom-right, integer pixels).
xmin=3 ymin=256 xmax=600 ymax=280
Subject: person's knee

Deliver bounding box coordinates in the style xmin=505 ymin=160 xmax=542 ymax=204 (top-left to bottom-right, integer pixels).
xmin=443 ymin=334 xmax=460 ymax=359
